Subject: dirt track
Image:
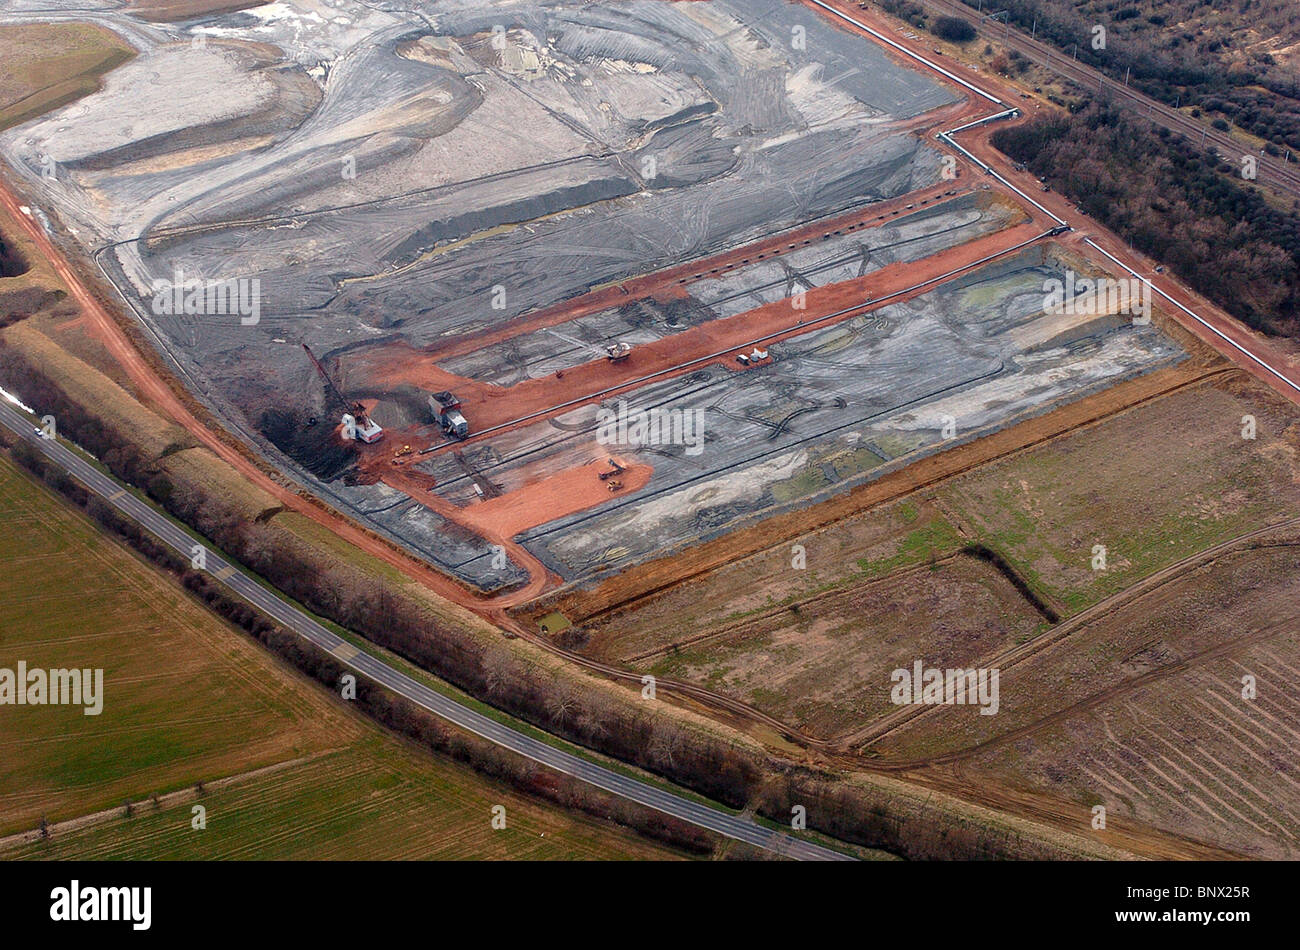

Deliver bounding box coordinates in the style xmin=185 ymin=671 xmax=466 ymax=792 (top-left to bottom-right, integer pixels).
xmin=843 ymin=515 xmax=1300 ymax=753
xmin=6 ymin=1 xmax=1297 ymax=861
xmin=901 ymin=764 xmax=1246 ymax=860
xmin=804 ymin=0 xmax=1300 ymax=404
xmin=359 ymin=216 xmax=1046 ymax=438
xmin=535 ymin=360 xmax=1231 ymax=624
xmin=0 ymin=178 xmax=512 ymax=610
xmin=526 ymin=0 xmax=1300 ymax=625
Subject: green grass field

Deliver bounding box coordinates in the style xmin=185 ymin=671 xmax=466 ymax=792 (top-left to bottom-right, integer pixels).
xmin=0 ymin=454 xmax=686 ymax=859
xmin=8 ymin=736 xmax=684 ymax=860
xmin=936 ymin=382 xmax=1300 ymax=614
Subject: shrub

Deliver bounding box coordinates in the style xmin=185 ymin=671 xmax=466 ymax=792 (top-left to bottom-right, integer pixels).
xmin=931 ymin=15 xmax=976 ymax=43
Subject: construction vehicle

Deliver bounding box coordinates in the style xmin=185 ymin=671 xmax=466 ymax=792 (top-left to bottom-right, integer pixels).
xmin=598 ymin=458 xmax=625 ymax=481
xmin=302 ymin=343 xmax=383 ymax=443
xmin=605 ymin=341 xmax=631 ymax=363
xmin=392 ymin=444 xmax=414 ymax=465
xmin=430 ymin=391 xmax=469 ymax=440
xmin=607 ymin=479 xmax=623 ymax=492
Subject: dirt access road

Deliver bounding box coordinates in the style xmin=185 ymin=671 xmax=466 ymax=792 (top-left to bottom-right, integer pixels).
xmin=801 ymin=0 xmax=1300 ymax=405
xmin=0 ymin=179 xmax=508 ymax=611
xmin=0 ymin=6 xmax=1277 ymax=860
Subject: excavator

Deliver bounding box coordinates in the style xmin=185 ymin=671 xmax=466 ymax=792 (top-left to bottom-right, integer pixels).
xmin=302 ymin=343 xmax=384 ymax=444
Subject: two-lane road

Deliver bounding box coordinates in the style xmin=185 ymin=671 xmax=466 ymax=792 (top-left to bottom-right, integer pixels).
xmin=0 ymin=398 xmax=854 ymax=861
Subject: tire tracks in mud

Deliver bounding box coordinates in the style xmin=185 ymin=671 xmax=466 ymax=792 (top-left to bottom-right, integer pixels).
xmin=507 ymin=373 xmax=1294 ymax=775
xmin=845 ymin=525 xmax=1300 ymax=758
xmin=548 ymin=364 xmax=1237 ymax=629
xmin=7 ymin=4 xmax=1295 ymax=858
xmin=0 ymin=77 xmax=1260 ymax=786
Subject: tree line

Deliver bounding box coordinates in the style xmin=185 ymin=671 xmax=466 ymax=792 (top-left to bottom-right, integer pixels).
xmin=994 ymin=100 xmax=1300 ymax=336
xmin=953 ymin=0 xmax=1300 ymax=157
xmin=0 ymin=339 xmax=1110 ymax=859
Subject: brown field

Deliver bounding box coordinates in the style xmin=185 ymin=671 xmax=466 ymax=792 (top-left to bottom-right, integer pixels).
xmin=0 ymin=23 xmax=134 ymax=134
xmin=2 ymin=0 xmax=1296 ymax=862
xmin=882 ymin=535 xmax=1300 ymax=859
xmin=529 ymin=352 xmax=1223 ymax=626
xmin=634 ymin=553 xmax=1043 ymax=741
xmin=129 ymin=0 xmax=271 ymax=23
xmin=935 ymin=376 xmax=1300 ymax=615
xmin=571 ymin=496 xmax=967 ymax=662
xmin=541 ymin=369 xmax=1300 ymax=858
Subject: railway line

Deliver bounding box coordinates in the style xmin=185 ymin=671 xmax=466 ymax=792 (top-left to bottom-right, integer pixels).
xmin=806 ymin=0 xmax=1300 ymax=407
xmin=6 ymin=0 xmax=1299 ymax=863
xmin=903 ymin=0 xmax=1300 ymax=199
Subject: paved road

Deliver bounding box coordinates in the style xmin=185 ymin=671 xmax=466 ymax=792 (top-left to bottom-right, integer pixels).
xmin=0 ymin=399 xmax=853 ymax=861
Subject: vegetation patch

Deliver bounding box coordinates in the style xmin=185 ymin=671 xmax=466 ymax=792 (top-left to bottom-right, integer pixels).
xmin=995 ymin=102 xmax=1300 ymax=337
xmin=0 ymin=23 xmax=134 ymax=133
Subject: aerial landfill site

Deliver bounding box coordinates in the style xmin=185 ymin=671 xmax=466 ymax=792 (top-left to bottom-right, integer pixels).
xmin=1 ymin=0 xmax=1182 ymax=594
xmin=8 ymin=0 xmax=1300 ymax=875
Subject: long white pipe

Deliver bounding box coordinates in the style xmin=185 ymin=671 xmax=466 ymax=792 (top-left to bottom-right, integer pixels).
xmin=808 ymin=0 xmax=1005 ymax=105
xmin=1085 ymin=238 xmax=1300 ymax=395
xmin=809 ymin=0 xmax=1298 ymax=397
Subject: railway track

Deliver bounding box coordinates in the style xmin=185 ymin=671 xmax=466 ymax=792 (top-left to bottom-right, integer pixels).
xmin=902 ymin=0 xmax=1300 ymax=198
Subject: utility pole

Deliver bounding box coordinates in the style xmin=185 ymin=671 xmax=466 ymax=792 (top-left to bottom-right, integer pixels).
xmin=1031 ymin=17 xmax=1037 ymax=40
xmin=1123 ymin=66 xmax=1129 ymax=86
xmin=1071 ymin=43 xmax=1078 ymax=61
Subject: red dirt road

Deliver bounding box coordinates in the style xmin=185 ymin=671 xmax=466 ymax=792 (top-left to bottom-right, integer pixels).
xmin=354 ymin=215 xmax=1043 ymax=443
xmin=0 ymin=177 xmax=535 ymax=610
xmin=6 ymin=0 xmax=1296 ymax=624
xmin=466 ymin=456 xmax=652 ymax=540
xmin=804 ymin=0 xmax=1300 ymax=405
